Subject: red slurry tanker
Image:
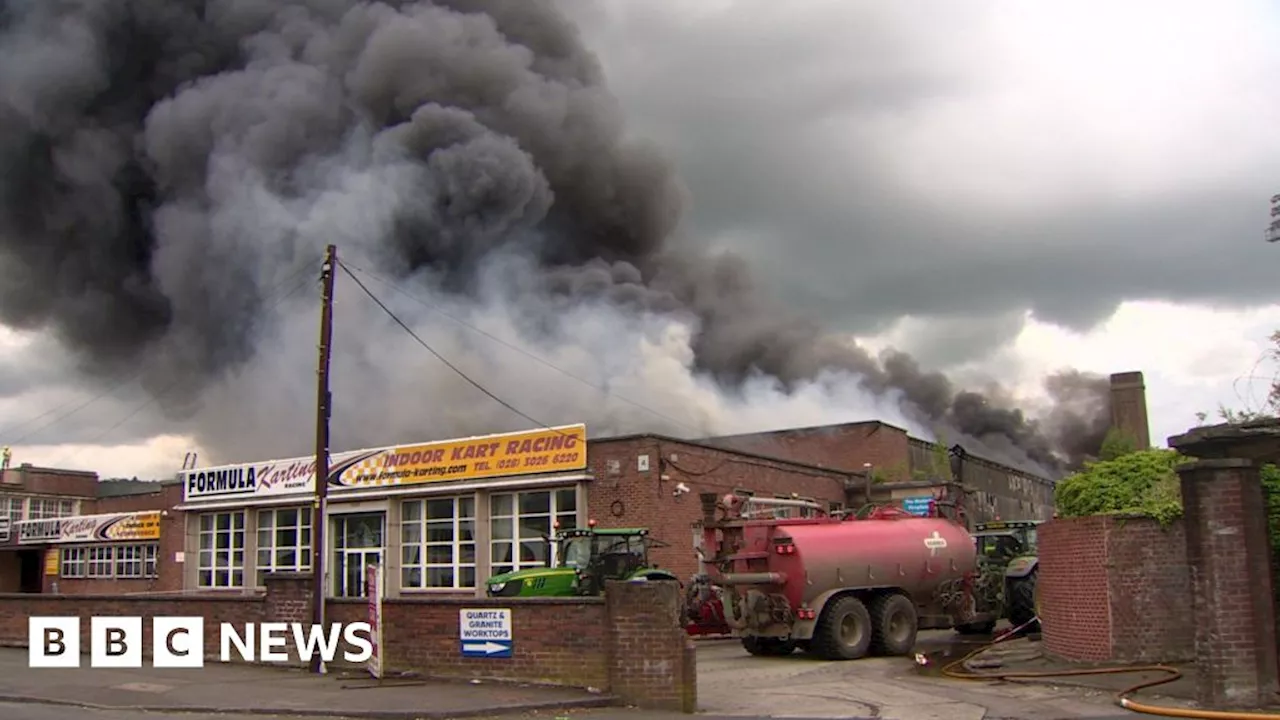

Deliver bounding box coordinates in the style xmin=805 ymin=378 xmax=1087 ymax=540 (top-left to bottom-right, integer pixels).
xmin=690 ymin=493 xmax=989 ymax=659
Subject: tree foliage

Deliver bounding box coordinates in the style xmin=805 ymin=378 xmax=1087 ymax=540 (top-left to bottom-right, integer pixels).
xmin=1054 ymin=449 xmax=1186 ymax=526
xmin=1098 ymin=427 xmax=1138 ymax=461
xmin=1262 ymin=463 xmax=1280 ymax=564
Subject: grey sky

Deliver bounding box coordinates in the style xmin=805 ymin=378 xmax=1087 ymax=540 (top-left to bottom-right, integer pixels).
xmin=561 ymin=0 xmax=1280 ymax=367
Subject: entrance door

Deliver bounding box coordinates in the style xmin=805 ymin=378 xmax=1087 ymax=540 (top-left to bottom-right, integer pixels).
xmin=333 ymin=512 xmax=384 ymax=599
xmin=18 ymin=550 xmax=42 ymax=593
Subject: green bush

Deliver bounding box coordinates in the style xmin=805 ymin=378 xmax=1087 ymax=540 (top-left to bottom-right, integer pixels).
xmin=1262 ymin=464 xmax=1280 ymax=563
xmin=1054 ymin=449 xmax=1187 ymax=526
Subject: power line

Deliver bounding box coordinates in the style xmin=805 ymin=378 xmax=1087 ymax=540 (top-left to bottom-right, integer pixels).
xmin=338 ymin=260 xmax=702 ymax=435
xmin=46 ymin=264 xmax=322 ymax=469
xmin=336 ymin=259 xmax=576 ymax=439
xmin=3 ymin=260 xmax=318 ymax=448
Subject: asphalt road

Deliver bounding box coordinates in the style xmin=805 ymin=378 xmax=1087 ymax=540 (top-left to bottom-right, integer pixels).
xmin=0 ymin=704 xmax=842 ymax=720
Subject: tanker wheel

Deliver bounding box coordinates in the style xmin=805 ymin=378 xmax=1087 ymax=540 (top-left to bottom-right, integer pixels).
xmin=742 ymin=636 xmax=796 ymax=656
xmin=868 ymin=593 xmax=918 ymax=656
xmin=810 ymin=595 xmax=873 ymax=660
xmin=1007 ymin=570 xmax=1040 ymax=634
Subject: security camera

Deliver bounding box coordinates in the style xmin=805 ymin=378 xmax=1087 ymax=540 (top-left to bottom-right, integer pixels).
xmin=673 ymin=482 xmax=691 ymax=496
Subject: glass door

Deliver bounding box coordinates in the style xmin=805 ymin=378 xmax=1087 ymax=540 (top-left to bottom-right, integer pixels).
xmin=332 ymin=512 xmax=384 ymax=598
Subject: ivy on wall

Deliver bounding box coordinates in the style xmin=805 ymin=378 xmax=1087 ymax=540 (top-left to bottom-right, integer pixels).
xmin=1053 ymin=448 xmax=1187 ymax=526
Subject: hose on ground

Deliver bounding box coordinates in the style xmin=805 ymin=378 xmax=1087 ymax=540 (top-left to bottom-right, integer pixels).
xmin=937 ymin=618 xmax=1280 ymax=719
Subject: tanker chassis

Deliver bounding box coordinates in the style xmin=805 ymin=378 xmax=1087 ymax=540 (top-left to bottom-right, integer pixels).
xmin=694 ymin=494 xmax=1000 ymax=660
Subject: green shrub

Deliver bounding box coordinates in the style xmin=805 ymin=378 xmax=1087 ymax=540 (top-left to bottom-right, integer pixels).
xmin=1054 ymin=449 xmax=1187 ymax=526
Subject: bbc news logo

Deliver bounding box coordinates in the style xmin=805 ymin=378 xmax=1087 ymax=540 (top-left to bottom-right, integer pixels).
xmin=29 ymin=617 xmax=374 ymax=668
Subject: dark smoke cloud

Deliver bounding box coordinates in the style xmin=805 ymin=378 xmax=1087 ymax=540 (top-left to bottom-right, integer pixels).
xmin=0 ymin=0 xmax=1109 ymax=476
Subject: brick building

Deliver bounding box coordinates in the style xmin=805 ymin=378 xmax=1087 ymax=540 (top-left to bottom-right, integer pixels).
xmin=0 ymin=464 xmax=179 ymax=594
xmin=702 ymin=421 xmax=1057 ymax=525
xmin=170 ymin=424 xmax=854 ymax=600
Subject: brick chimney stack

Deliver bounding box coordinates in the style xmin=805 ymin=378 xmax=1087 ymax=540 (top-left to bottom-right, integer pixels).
xmin=1109 ymin=371 xmax=1151 ymax=450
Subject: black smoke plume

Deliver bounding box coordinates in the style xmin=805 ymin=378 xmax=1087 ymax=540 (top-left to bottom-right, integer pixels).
xmin=0 ymin=0 xmax=1110 ymax=475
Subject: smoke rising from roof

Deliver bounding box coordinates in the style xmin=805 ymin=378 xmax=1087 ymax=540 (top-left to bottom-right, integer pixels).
xmin=0 ymin=0 xmax=1109 ymax=476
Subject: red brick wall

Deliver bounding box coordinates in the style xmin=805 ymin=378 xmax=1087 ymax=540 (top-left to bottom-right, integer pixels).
xmin=1040 ymin=516 xmax=1193 ymax=663
xmin=703 ymin=422 xmax=910 ymax=476
xmin=43 ymin=484 xmax=185 ymax=594
xmin=1104 ymin=517 xmax=1193 ymax=662
xmin=0 ymin=466 xmax=99 ymax=497
xmin=0 ymin=575 xmax=694 ymax=711
xmin=587 ymin=437 xmax=849 ymax=581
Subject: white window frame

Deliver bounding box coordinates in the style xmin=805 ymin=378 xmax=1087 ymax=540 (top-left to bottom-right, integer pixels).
xmin=401 ymin=496 xmax=476 ymax=590
xmin=489 ymin=488 xmax=577 ymax=575
xmin=87 ymin=547 xmax=113 ymax=578
xmin=60 ymin=547 xmax=86 ymax=578
xmin=144 ymin=544 xmax=158 ymax=578
xmin=197 ymin=510 xmax=246 ymax=588
xmin=115 ymin=545 xmax=144 ymax=578
xmin=256 ymin=507 xmax=312 ymax=584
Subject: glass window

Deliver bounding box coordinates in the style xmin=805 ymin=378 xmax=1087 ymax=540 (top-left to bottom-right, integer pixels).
xmin=115 ymin=545 xmax=144 ymax=578
xmin=198 ymin=511 xmax=245 ymax=588
xmin=87 ymin=547 xmax=113 ymax=578
xmin=400 ymin=497 xmax=475 ymax=590
xmin=60 ymin=547 xmax=86 ymax=578
xmin=143 ymin=544 xmax=158 ymax=578
xmin=489 ymin=488 xmax=577 ymax=576
xmin=256 ymin=507 xmax=312 ymax=585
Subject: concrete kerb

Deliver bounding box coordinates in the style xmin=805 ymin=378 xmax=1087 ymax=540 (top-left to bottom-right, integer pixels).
xmin=0 ymin=693 xmax=620 ymax=719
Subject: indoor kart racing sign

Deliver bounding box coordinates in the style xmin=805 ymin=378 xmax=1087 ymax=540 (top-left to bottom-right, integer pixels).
xmin=326 ymin=424 xmax=588 ymax=490
xmin=17 ymin=511 xmax=161 ymax=545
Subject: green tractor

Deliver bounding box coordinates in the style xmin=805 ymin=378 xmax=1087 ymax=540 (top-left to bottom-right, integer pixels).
xmin=956 ymin=519 xmax=1042 ymax=635
xmin=484 ymin=525 xmax=679 ymax=598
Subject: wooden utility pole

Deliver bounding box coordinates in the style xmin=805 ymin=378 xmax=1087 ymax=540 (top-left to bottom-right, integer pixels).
xmin=311 ymin=244 xmax=336 ymax=674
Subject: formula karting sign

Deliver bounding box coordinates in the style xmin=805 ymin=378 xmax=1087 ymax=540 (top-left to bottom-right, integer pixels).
xmin=17 ymin=511 xmax=161 ymax=545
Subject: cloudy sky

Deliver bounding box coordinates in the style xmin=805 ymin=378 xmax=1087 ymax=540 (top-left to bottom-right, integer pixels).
xmin=1 ymin=0 xmax=1278 ymax=479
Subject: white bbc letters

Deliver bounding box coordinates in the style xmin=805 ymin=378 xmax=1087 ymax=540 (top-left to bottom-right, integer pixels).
xmin=29 ymin=617 xmax=373 ymax=667
xmin=28 ymin=617 xmax=80 ymax=668
xmin=153 ymin=617 xmax=204 ymax=668
xmin=91 ymin=616 xmax=142 ymax=668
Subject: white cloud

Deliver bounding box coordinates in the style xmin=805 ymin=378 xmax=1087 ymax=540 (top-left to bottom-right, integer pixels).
xmin=5 ymin=434 xmax=201 ymax=480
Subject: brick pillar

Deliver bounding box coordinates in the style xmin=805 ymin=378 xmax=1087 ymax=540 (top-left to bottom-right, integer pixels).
xmin=263 ymin=572 xmax=315 ymax=665
xmin=1177 ymin=459 xmax=1280 ymax=708
xmin=605 ymin=580 xmax=697 ymax=713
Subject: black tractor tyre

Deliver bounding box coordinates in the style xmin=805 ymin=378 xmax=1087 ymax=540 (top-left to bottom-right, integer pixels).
xmin=810 ymin=595 xmax=874 ymax=660
xmin=955 ymin=620 xmax=997 ymax=635
xmin=742 ymin=636 xmax=796 ymax=656
xmin=868 ymin=593 xmax=918 ymax=656
xmin=1007 ymin=570 xmax=1040 ymax=633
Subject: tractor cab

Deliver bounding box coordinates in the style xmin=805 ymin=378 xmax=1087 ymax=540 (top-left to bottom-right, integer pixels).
xmin=485 ymin=522 xmax=677 ymax=598
xmin=972 ymin=520 xmax=1040 ymax=562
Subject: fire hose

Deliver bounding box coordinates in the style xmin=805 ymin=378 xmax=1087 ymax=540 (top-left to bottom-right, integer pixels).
xmin=936 ymin=618 xmax=1280 ymax=719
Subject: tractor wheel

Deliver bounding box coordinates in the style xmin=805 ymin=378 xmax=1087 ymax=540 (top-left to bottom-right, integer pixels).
xmin=868 ymin=593 xmax=918 ymax=656
xmin=810 ymin=595 xmax=873 ymax=660
xmin=955 ymin=620 xmax=997 ymax=635
xmin=742 ymin=636 xmax=795 ymax=656
xmin=1007 ymin=570 xmax=1040 ymax=633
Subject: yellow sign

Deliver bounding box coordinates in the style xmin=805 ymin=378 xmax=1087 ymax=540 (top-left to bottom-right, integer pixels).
xmin=100 ymin=511 xmax=161 ymax=541
xmin=333 ymin=425 xmax=588 ymax=488
xmin=44 ymin=549 xmax=58 ymax=576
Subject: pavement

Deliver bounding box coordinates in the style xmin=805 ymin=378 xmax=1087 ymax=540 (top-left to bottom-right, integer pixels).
xmin=0 ymin=647 xmax=614 ymax=719
xmin=0 ymin=632 xmax=1202 ymax=720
